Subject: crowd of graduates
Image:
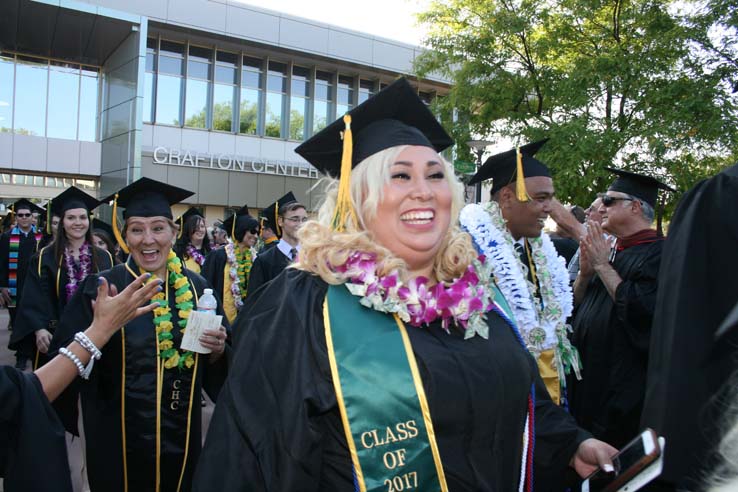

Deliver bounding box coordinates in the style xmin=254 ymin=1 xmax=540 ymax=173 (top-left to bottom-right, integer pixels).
xmin=0 ymin=77 xmax=736 ymax=492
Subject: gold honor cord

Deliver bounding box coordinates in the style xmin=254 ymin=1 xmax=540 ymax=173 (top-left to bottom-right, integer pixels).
xmin=175 ymin=354 xmax=199 ymax=492
xmin=121 ymin=326 xmax=128 ymax=492
xmin=323 ymin=299 xmax=367 ymax=489
xmin=394 ymin=315 xmax=448 ymax=490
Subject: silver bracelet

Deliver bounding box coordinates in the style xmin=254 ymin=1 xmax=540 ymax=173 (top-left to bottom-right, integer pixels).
xmin=59 ymin=347 xmax=87 ymax=378
xmin=74 ymin=332 xmax=102 ymax=360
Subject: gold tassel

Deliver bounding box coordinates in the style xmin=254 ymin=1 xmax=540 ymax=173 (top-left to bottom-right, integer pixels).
xmin=111 ymin=193 xmax=129 ymax=254
xmin=230 ymin=213 xmax=236 ymax=240
xmin=274 ymin=202 xmax=281 ymax=237
xmin=46 ymin=199 xmax=52 ymax=235
xmin=332 ymin=115 xmax=359 ymax=232
xmin=177 ymin=215 xmax=184 ymax=239
xmin=515 ymin=147 xmax=529 ymax=202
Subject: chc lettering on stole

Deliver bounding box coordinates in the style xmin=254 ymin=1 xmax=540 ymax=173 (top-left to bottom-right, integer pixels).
xmin=360 ymin=420 xmax=421 ymax=490
xmin=170 ymin=379 xmax=182 ymax=411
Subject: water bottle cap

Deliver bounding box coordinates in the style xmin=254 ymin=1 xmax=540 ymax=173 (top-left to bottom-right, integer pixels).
xmin=204 ymin=288 xmax=213 ymax=295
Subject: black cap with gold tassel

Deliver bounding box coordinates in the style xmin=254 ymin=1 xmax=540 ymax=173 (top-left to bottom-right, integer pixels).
xmin=295 ymin=77 xmax=453 ymax=231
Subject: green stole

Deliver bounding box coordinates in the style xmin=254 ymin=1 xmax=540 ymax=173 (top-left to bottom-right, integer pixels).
xmin=324 ymin=284 xmax=448 ymax=492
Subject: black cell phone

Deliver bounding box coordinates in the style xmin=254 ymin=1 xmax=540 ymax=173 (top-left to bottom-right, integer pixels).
xmin=580 ymin=429 xmax=661 ymax=492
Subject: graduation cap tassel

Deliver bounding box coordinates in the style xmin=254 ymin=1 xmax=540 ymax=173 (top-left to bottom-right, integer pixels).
xmin=332 ymin=115 xmax=359 ymax=232
xmin=515 ymin=147 xmax=529 ymax=202
xmin=231 ymin=212 xmax=236 ymax=240
xmin=177 ymin=216 xmax=184 ymax=240
xmin=111 ymin=193 xmax=130 ymax=254
xmin=273 ymin=202 xmax=281 ymax=237
xmin=46 ymin=199 xmax=52 ymax=235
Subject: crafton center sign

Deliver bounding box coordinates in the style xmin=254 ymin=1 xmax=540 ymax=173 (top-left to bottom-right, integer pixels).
xmin=148 ymin=146 xmax=320 ymax=179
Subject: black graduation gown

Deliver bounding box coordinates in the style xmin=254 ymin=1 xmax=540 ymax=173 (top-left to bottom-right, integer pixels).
xmin=640 ymin=164 xmax=738 ymax=489
xmin=568 ymin=239 xmax=663 ymax=448
xmin=0 ymin=228 xmax=41 ymax=322
xmin=193 ymin=269 xmax=590 ymax=491
xmin=551 ymin=236 xmax=578 ymax=266
xmin=0 ymin=366 xmax=71 ymax=492
xmin=258 ymin=239 xmax=278 ymax=254
xmin=49 ymin=259 xmax=230 ymax=492
xmin=201 ymin=247 xmax=230 ymax=304
xmin=9 ymin=246 xmax=113 ymax=369
xmin=246 ymin=244 xmax=290 ymax=294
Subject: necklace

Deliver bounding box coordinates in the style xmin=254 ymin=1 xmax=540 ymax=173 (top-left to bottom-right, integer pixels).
xmin=149 ymin=251 xmax=195 ymax=370
xmin=185 ymin=244 xmax=206 ymax=267
xmin=224 ymin=241 xmax=246 ymax=309
xmin=336 ymin=251 xmax=494 ymax=339
xmin=460 ymin=202 xmax=581 ymax=380
xmin=64 ymin=241 xmax=92 ymax=301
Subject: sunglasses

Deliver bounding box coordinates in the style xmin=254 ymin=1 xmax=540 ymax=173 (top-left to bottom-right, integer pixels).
xmin=248 ymin=228 xmax=260 ymax=235
xmin=15 ymin=213 xmax=32 ymax=218
xmin=600 ymin=195 xmax=635 ymax=207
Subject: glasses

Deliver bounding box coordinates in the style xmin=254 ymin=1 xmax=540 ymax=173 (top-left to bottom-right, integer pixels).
xmin=15 ymin=213 xmax=31 ymax=218
xmin=283 ymin=216 xmax=309 ymax=223
xmin=248 ymin=228 xmax=260 ymax=235
xmin=600 ymin=195 xmax=635 ymax=207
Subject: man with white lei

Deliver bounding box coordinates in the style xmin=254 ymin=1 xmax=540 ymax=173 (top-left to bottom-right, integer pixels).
xmin=460 ymin=140 xmax=581 ymax=405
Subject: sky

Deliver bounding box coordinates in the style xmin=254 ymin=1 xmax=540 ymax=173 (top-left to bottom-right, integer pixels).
xmin=232 ymin=0 xmax=431 ymax=46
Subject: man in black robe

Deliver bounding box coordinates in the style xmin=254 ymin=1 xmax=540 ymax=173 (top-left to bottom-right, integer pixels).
xmin=248 ymin=196 xmax=307 ymax=294
xmin=640 ymin=163 xmax=738 ymax=491
xmin=0 ymin=199 xmax=44 ymax=369
xmin=569 ymin=168 xmax=674 ymax=448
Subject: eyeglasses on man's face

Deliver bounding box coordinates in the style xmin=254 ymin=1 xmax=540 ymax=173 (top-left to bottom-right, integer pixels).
xmin=247 ymin=228 xmax=260 ymax=235
xmin=283 ymin=216 xmax=308 ymax=223
xmin=600 ymin=195 xmax=635 ymax=207
xmin=15 ymin=212 xmax=32 ymax=218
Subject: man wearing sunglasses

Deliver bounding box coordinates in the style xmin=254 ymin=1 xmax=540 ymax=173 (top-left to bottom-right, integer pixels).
xmin=0 ymin=198 xmax=45 ymax=369
xmin=248 ymin=197 xmax=307 ymax=295
xmin=568 ymin=167 xmax=674 ymax=450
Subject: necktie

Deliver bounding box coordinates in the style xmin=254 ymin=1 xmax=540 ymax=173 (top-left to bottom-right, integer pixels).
xmin=290 ymin=248 xmax=298 ymax=261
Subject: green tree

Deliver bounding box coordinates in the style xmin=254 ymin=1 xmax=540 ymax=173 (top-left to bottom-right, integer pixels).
xmin=415 ymin=0 xmax=738 ymax=213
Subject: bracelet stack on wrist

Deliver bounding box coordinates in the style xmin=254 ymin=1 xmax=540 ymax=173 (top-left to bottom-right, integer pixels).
xmin=59 ymin=332 xmax=103 ymax=380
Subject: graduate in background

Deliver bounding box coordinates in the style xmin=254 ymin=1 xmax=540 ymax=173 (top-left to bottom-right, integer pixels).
xmin=91 ymin=218 xmax=120 ymax=264
xmin=173 ymin=207 xmax=211 ymax=274
xmin=201 ymin=205 xmax=259 ymax=324
xmin=257 ymin=191 xmax=295 ymax=254
xmin=641 ymin=163 xmax=738 ymax=491
xmin=247 ymin=193 xmax=307 ymax=294
xmin=570 ymin=168 xmax=674 ymax=448
xmin=0 ymin=199 xmax=45 ymax=369
xmin=9 ymin=187 xmax=114 ymax=370
xmin=193 ymin=77 xmax=616 ymax=491
xmin=50 ymin=177 xmax=229 ymax=492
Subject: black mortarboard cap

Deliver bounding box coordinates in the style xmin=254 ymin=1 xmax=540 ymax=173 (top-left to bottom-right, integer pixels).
xmin=223 ymin=205 xmax=259 ymax=241
xmin=606 ymin=168 xmax=675 ymax=207
xmin=715 ymin=300 xmax=738 ymax=340
xmin=50 ymin=186 xmax=101 ymax=216
xmin=468 ymin=139 xmax=551 ymax=192
xmin=295 ymin=78 xmax=453 ymax=177
xmin=104 ymin=177 xmax=194 ymax=220
xmin=91 ymin=218 xmax=115 ymax=240
xmin=11 ymin=198 xmax=44 ymax=215
xmin=260 ymin=191 xmax=296 ymax=238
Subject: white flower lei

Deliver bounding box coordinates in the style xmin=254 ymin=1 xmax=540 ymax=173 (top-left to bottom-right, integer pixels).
xmin=460 ymin=202 xmax=581 ymax=381
xmin=224 ymin=240 xmax=243 ymax=310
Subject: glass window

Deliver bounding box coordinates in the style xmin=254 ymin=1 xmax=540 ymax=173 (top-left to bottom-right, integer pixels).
xmin=79 ymin=67 xmax=99 ymax=141
xmin=157 ymin=40 xmax=183 ymax=125
xmin=336 ymin=75 xmax=354 ymax=117
xmin=47 ymin=62 xmax=80 ymax=140
xmin=185 ymin=46 xmax=211 ymax=129
xmin=0 ymin=53 xmax=13 ymax=132
xmin=313 ymin=70 xmax=333 ymax=134
xmin=289 ymin=66 xmax=310 ymax=140
xmin=213 ymin=51 xmax=237 ymax=132
xmin=143 ymin=38 xmax=157 ymax=123
xmin=240 ymin=56 xmax=262 ymax=135
xmin=265 ymin=61 xmax=286 ymax=138
xmin=358 ymin=79 xmax=374 ymax=104
xmin=14 ymin=56 xmax=48 ymax=136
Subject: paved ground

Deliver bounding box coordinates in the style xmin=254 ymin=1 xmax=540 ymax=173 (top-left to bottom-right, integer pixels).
xmin=0 ymin=308 xmax=216 ymax=492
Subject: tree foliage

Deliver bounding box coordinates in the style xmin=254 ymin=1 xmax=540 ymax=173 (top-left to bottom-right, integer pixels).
xmin=415 ymin=0 xmax=738 ymax=212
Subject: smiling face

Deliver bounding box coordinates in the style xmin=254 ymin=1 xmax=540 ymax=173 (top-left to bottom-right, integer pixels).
xmin=278 ymin=206 xmax=307 ymax=246
xmin=15 ymin=207 xmax=33 ymax=230
xmin=499 ymin=176 xmax=555 ymax=240
xmin=125 ymin=216 xmax=176 ymax=276
xmin=365 ymin=145 xmax=452 ymax=276
xmin=189 ymin=217 xmax=206 ymax=244
xmin=93 ymin=233 xmax=108 ymax=251
xmin=62 ymin=208 xmax=89 ymax=242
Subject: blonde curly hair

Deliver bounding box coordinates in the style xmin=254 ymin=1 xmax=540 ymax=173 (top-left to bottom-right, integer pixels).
xmin=295 ymin=145 xmax=476 ymax=284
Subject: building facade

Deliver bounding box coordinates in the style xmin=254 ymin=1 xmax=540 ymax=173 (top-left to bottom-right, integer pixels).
xmin=0 ymin=0 xmax=450 ymax=222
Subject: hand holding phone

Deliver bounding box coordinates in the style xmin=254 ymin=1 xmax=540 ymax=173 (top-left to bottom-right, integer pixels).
xmin=581 ymin=429 xmax=662 ymax=492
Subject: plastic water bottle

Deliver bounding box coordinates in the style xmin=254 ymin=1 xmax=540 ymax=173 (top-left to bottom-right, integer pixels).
xmin=197 ymin=288 xmax=217 ymax=314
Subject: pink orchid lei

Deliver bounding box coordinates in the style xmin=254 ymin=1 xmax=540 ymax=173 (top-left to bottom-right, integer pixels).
xmin=336 ymin=251 xmax=495 ymax=339
xmin=186 ymin=244 xmax=206 ymax=267
xmin=64 ymin=241 xmax=92 ymax=301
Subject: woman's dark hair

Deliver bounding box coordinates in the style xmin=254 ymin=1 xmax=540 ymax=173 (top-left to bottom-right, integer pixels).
xmin=173 ymin=214 xmax=211 ymax=260
xmin=92 ymin=230 xmax=120 ymax=264
xmin=52 ymin=210 xmax=105 ymax=272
